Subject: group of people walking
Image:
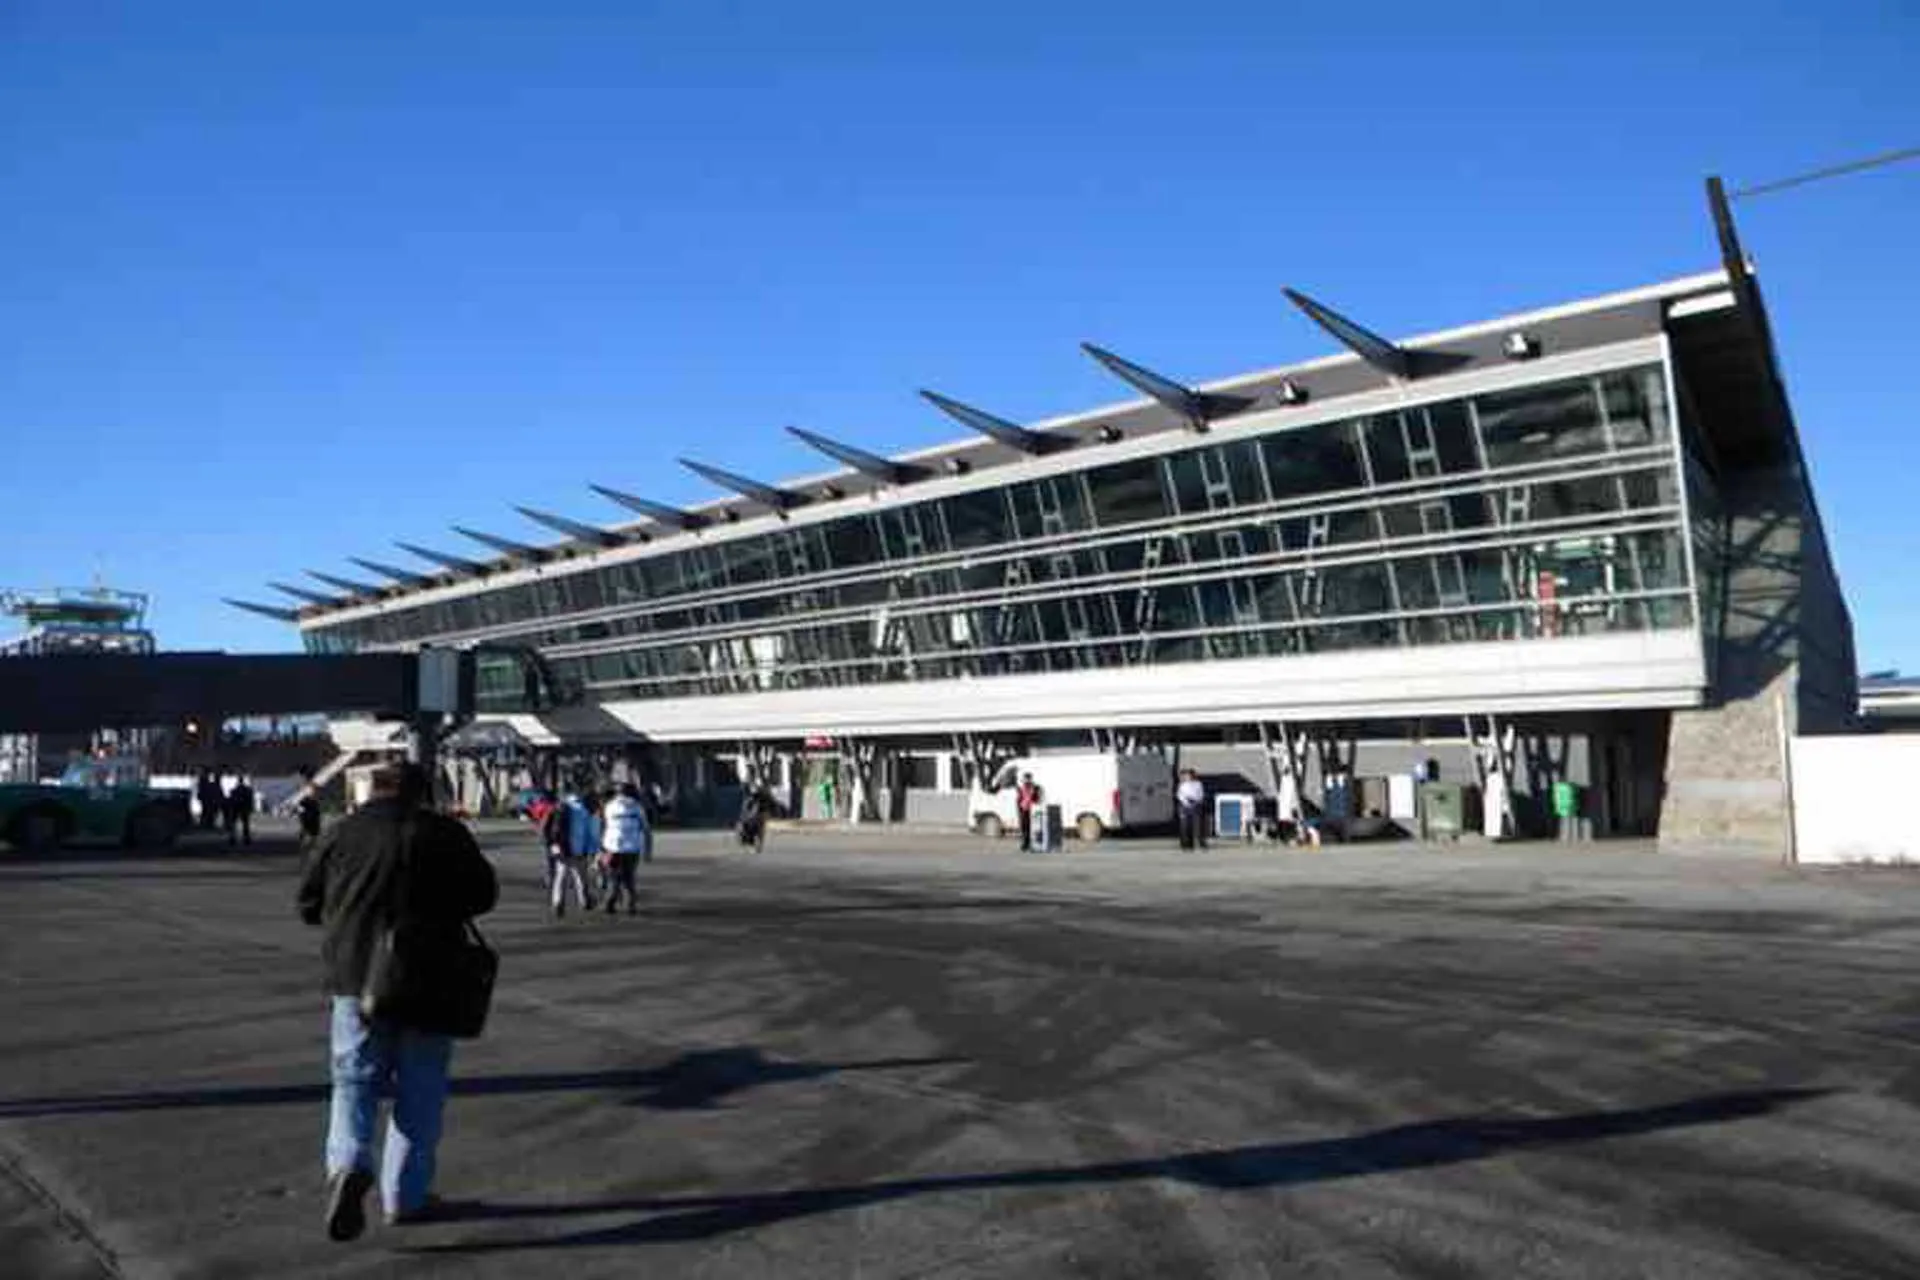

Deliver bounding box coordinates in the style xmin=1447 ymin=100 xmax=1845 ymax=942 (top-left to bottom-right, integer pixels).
xmin=536 ymin=782 xmax=653 ymax=917
xmin=194 ymin=769 xmax=257 ymax=845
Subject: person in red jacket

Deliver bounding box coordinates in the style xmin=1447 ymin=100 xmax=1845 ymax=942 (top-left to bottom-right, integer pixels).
xmin=1015 ymin=773 xmax=1042 ymax=852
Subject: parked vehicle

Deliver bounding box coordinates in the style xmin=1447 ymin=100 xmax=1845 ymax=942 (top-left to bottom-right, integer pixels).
xmin=969 ymin=752 xmax=1175 ymax=843
xmin=0 ymin=756 xmax=193 ymax=851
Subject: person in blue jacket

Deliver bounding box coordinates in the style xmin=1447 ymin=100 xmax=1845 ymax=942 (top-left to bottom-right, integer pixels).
xmin=541 ymin=788 xmax=601 ymax=918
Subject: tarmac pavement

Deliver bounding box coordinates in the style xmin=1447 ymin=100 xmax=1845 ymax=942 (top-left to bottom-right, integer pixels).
xmin=2 ymin=820 xmax=1919 ymax=1278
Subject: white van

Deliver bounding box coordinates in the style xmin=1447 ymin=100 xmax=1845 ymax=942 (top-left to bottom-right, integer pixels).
xmin=969 ymin=752 xmax=1175 ymax=843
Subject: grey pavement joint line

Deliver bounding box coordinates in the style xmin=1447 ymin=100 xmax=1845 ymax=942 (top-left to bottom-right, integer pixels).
xmin=0 ymin=1138 xmax=128 ymax=1280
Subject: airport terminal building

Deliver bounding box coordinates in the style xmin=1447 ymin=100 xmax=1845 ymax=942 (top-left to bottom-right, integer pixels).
xmin=246 ymin=219 xmax=1854 ymax=847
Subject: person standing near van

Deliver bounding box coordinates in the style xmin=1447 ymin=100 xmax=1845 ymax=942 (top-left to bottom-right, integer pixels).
xmin=1015 ymin=773 xmax=1042 ymax=852
xmin=1176 ymin=769 xmax=1207 ymax=851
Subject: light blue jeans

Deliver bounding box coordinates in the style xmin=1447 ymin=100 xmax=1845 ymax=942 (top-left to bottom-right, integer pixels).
xmin=325 ymin=996 xmax=454 ymax=1216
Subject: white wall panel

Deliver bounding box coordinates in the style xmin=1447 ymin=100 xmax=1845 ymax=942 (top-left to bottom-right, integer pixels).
xmin=1789 ymin=736 xmax=1920 ymax=865
xmin=579 ymin=631 xmax=1705 ymax=742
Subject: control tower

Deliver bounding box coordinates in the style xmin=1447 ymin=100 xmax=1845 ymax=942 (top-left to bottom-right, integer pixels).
xmin=0 ymin=587 xmax=155 ymax=782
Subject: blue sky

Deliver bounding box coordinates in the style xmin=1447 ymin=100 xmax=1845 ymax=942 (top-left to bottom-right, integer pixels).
xmin=3 ymin=1 xmax=1917 ymax=666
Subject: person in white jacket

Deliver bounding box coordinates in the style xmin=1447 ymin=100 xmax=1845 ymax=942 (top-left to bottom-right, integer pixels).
xmin=599 ymin=783 xmax=651 ymax=915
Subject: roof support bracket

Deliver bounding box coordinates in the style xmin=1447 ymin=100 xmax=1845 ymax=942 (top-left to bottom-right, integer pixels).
xmin=1282 ymin=287 xmax=1416 ymax=379
xmin=1079 ymin=343 xmax=1252 ymax=430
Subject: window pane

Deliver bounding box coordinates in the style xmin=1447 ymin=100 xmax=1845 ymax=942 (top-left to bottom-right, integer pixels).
xmin=1275 ymin=507 xmax=1372 ymax=550
xmin=644 ymin=554 xmax=684 ymax=597
xmin=1522 ymin=475 xmax=1621 ymax=521
xmin=1476 ymin=377 xmax=1609 ymax=468
xmin=1164 ymin=451 xmax=1211 ymax=514
xmin=942 ymin=488 xmax=1013 ymax=550
xmin=1427 ymin=401 xmax=1481 ymax=473
xmin=1089 ymin=457 xmax=1170 ymax=527
xmin=823 ymin=515 xmax=882 ymax=571
xmin=723 ymin=536 xmax=773 ymax=588
xmin=1263 ymin=420 xmax=1366 ymax=498
xmin=1319 ymin=561 xmax=1392 ymax=617
xmin=571 ymin=571 xmax=605 ymax=611
xmin=1363 ymin=415 xmax=1411 ymax=483
xmin=1599 ymin=367 xmax=1668 ymax=447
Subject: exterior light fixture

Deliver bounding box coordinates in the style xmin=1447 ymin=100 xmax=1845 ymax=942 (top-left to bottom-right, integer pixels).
xmin=946 ymin=457 xmax=972 ymax=476
xmin=820 ymin=484 xmax=845 ymax=500
xmin=1097 ymin=424 xmax=1123 ymax=443
xmin=1503 ymin=331 xmax=1541 ymax=360
xmin=1276 ymin=379 xmax=1308 ymax=405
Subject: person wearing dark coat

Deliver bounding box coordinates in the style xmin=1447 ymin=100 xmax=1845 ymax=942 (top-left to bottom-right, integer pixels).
xmin=296 ymin=763 xmax=497 ymax=1241
xmin=224 ymin=776 xmax=256 ymax=846
xmin=296 ymin=767 xmax=324 ymax=848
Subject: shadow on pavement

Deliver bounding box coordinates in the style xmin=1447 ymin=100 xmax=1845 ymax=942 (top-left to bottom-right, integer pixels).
xmin=0 ymin=1047 xmax=961 ymax=1119
xmin=0 ymin=867 xmax=299 ymax=882
xmin=652 ymin=898 xmax=1062 ymax=921
xmin=404 ymin=1087 xmax=1832 ymax=1253
xmin=0 ymin=839 xmax=304 ymax=867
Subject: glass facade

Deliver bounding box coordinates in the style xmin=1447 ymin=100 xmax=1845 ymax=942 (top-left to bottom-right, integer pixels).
xmin=303 ymin=363 xmax=1695 ymax=713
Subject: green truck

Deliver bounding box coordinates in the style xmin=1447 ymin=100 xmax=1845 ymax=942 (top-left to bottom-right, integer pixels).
xmin=0 ymin=757 xmax=193 ymax=851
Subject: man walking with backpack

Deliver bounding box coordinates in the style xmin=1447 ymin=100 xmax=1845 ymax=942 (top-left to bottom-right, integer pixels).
xmin=296 ymin=763 xmax=497 ymax=1241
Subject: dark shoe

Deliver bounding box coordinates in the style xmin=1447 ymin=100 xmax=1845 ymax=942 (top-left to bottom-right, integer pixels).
xmin=325 ymin=1168 xmax=374 ymax=1242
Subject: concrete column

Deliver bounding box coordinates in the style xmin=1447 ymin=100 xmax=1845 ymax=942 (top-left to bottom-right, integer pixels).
xmin=1659 ymin=463 xmax=1855 ymax=852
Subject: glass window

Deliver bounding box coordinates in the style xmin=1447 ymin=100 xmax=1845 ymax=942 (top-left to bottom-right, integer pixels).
xmin=813 ymin=514 xmax=876 ymax=572
xmin=771 ymin=527 xmax=827 ymax=579
xmin=1476 ymin=376 xmax=1610 ymax=468
xmin=942 ymin=487 xmax=1014 ymax=550
xmin=1088 ymin=456 xmax=1170 ymax=528
xmin=1426 ymin=401 xmax=1482 ymax=473
xmin=571 ymin=570 xmax=605 ymax=611
xmin=605 ymin=562 xmax=646 ymax=605
xmin=1262 ymin=420 xmax=1366 ymax=499
xmin=899 ymin=756 xmax=941 ymax=790
xmin=722 ymin=536 xmax=773 ymax=588
xmin=1009 ymin=475 xmax=1091 ymax=539
xmin=681 ymin=546 xmax=726 ymax=593
xmin=1184 ymin=523 xmax=1272 ymax=564
xmin=880 ymin=505 xmax=947 ymax=560
xmin=1599 ymin=367 xmax=1668 ymax=448
xmin=1319 ymin=561 xmax=1392 ymax=618
xmin=1275 ymin=507 xmax=1373 ymax=551
xmin=1379 ymin=493 xmax=1492 ymax=541
xmin=1165 ymin=451 xmax=1212 ymax=514
xmin=534 ymin=575 xmax=573 ymax=616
